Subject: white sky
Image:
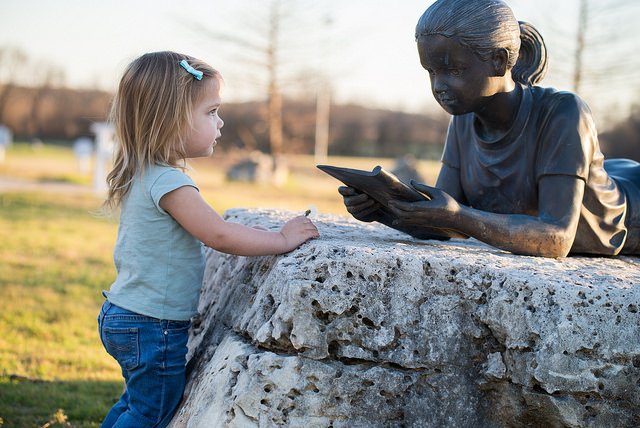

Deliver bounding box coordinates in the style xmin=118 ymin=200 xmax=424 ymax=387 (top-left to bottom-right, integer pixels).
xmin=1 ymin=0 xmax=638 ymax=125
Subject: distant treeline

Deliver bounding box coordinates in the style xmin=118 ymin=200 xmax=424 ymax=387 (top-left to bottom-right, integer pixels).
xmin=0 ymin=84 xmax=637 ymax=161
xmin=0 ymin=84 xmax=448 ymax=158
xmin=599 ymin=106 xmax=640 ymax=162
xmin=0 ymin=84 xmax=112 ymax=142
xmin=223 ymin=100 xmax=450 ymax=159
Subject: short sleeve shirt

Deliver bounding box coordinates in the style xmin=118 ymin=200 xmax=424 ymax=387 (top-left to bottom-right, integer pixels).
xmin=103 ymin=164 xmax=205 ymax=320
xmin=442 ymin=85 xmax=628 ymax=255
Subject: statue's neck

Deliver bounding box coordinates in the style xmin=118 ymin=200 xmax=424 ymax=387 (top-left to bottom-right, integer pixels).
xmin=473 ymin=78 xmax=521 ymax=142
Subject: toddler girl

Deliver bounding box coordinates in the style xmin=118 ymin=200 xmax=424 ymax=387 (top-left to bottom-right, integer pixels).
xmin=97 ymin=51 xmax=319 ymax=427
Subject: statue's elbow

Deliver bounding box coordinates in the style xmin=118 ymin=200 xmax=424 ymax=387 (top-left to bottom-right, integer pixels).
xmin=540 ymin=234 xmax=574 ymax=258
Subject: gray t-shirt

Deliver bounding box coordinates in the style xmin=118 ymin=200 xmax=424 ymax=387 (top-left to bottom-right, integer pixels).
xmin=103 ymin=164 xmax=205 ymax=320
xmin=442 ymin=85 xmax=628 ymax=255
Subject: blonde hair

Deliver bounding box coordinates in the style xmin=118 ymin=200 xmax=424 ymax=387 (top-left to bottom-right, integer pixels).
xmin=102 ymin=51 xmax=220 ymax=212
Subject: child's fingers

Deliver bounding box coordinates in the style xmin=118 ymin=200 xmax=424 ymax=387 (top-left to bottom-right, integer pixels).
xmin=293 ymin=216 xmax=319 ymax=238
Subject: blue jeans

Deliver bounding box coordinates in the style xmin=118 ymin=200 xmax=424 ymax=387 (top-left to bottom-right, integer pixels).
xmin=97 ymin=300 xmax=190 ymax=428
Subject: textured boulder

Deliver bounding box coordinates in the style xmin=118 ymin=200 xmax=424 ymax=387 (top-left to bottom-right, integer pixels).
xmin=169 ymin=208 xmax=640 ymax=427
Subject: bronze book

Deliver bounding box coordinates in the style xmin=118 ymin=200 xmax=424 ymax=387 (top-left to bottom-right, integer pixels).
xmin=317 ymin=165 xmax=429 ymax=207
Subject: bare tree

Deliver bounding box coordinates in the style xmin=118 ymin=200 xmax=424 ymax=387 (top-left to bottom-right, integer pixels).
xmin=571 ymin=0 xmax=640 ymax=126
xmin=266 ymin=0 xmax=284 ymax=155
xmin=26 ymin=61 xmax=67 ymax=137
xmin=510 ymin=0 xmax=640 ymax=124
xmin=190 ymin=0 xmax=332 ymax=155
xmin=571 ymin=0 xmax=640 ymax=94
xmin=0 ymin=46 xmax=28 ymax=124
xmin=572 ymin=0 xmax=587 ymax=94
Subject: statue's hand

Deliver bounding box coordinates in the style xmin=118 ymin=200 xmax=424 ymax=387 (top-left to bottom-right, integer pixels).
xmin=338 ymin=186 xmax=386 ymax=223
xmin=388 ymin=181 xmax=461 ymax=229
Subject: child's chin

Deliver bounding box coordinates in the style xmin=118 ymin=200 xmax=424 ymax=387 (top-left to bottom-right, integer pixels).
xmin=199 ymin=147 xmax=215 ymax=158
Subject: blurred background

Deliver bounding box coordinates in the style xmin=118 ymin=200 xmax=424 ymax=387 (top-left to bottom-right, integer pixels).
xmin=1 ymin=0 xmax=639 ymax=426
xmin=1 ymin=0 xmax=639 ymax=162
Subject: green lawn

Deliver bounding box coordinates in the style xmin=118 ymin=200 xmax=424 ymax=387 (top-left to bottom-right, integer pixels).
xmin=0 ymin=143 xmax=440 ymax=427
xmin=0 ymin=190 xmax=122 ymax=427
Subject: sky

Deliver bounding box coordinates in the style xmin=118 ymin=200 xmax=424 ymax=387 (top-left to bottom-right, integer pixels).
xmin=1 ymin=0 xmax=639 ymax=126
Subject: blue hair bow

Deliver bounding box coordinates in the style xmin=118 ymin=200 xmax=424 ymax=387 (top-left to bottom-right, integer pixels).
xmin=180 ymin=60 xmax=203 ymax=80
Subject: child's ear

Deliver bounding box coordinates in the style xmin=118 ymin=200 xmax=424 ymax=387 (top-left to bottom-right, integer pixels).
xmin=492 ymin=48 xmax=509 ymax=77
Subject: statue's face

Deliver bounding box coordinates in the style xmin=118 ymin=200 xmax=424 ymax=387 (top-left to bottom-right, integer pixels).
xmin=417 ymin=35 xmax=497 ymax=116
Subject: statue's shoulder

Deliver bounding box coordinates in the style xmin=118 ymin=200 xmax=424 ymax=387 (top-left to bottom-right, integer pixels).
xmin=530 ymin=85 xmax=581 ymax=104
xmin=528 ymin=85 xmax=592 ymax=119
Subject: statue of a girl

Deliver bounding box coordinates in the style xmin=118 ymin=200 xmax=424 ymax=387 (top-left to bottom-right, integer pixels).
xmin=340 ymin=0 xmax=640 ymax=257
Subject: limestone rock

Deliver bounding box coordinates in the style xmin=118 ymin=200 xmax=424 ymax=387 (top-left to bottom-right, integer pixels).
xmin=169 ymin=208 xmax=640 ymax=428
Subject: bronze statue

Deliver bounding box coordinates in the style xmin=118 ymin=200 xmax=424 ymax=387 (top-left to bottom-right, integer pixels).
xmin=339 ymin=0 xmax=640 ymax=257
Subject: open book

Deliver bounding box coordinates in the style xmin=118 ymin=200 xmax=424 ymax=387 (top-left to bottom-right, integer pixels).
xmin=317 ymin=165 xmax=429 ymax=207
xmin=318 ymin=164 xmax=468 ymax=240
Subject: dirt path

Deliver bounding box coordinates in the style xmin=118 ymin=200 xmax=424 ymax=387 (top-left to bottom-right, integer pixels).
xmin=0 ymin=175 xmax=94 ymax=193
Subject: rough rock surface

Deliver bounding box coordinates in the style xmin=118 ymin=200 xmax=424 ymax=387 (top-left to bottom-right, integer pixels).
xmin=168 ymin=208 xmax=640 ymax=428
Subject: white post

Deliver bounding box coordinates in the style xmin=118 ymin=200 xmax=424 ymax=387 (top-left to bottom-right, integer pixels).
xmin=0 ymin=125 xmax=12 ymax=165
xmin=90 ymin=122 xmax=115 ymax=194
xmin=314 ymin=83 xmax=330 ymax=165
xmin=73 ymin=137 xmax=94 ymax=174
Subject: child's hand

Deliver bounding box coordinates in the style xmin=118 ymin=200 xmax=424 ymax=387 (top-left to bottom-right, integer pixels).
xmin=279 ymin=215 xmax=320 ymax=251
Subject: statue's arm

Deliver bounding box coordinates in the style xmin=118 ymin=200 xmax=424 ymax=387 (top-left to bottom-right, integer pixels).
xmin=391 ymin=175 xmax=585 ymax=257
xmin=459 ymin=175 xmax=584 ymax=257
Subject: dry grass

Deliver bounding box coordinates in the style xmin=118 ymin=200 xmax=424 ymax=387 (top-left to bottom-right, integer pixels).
xmin=1 ymin=143 xmax=440 ymax=215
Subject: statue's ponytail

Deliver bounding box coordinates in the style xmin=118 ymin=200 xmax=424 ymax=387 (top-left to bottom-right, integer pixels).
xmin=512 ymin=22 xmax=548 ymax=86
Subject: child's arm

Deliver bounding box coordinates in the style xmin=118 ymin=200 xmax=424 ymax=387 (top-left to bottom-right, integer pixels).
xmin=159 ymin=186 xmax=319 ymax=256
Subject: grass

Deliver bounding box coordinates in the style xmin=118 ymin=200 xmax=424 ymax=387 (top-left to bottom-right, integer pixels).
xmin=0 ymin=143 xmax=440 ymax=426
xmin=0 ymin=190 xmax=122 ymax=427
xmin=1 ymin=378 xmax=123 ymax=428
